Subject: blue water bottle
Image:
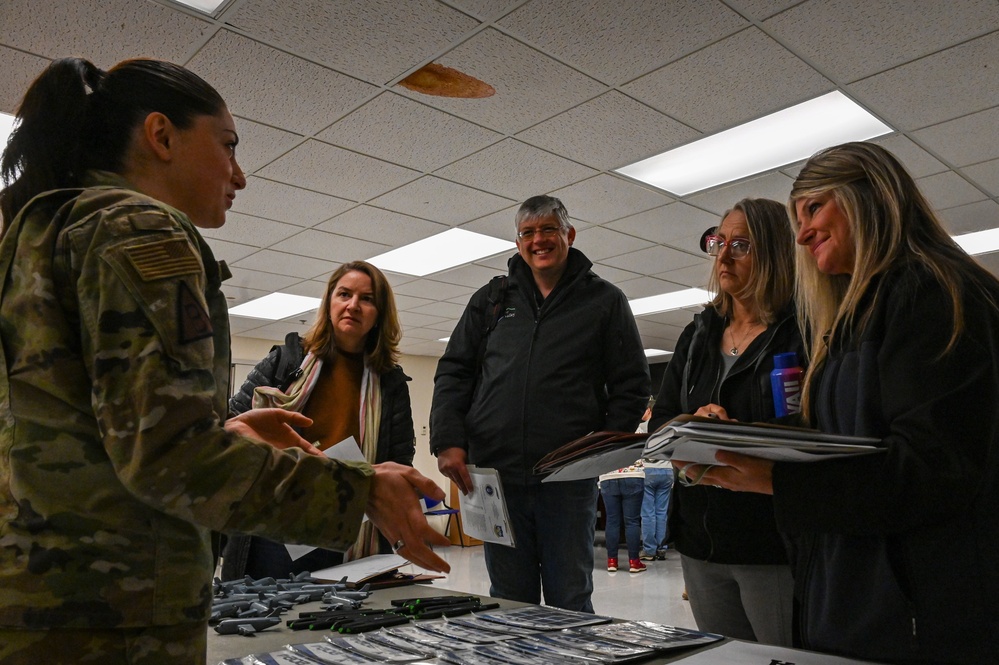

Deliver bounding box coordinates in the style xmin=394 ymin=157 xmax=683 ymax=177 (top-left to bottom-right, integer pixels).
xmin=771 ymin=352 xmax=803 ymax=417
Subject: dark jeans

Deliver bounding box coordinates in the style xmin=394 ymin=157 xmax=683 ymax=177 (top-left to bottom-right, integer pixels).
xmin=483 ymin=479 xmax=597 ymax=612
xmin=600 ymin=476 xmax=645 ymax=560
xmin=641 ymin=466 xmax=674 ymax=553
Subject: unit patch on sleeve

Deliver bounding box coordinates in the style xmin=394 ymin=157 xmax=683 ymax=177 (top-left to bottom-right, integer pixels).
xmin=125 ymin=238 xmax=202 ymax=282
xmin=177 ymin=281 xmax=214 ymax=344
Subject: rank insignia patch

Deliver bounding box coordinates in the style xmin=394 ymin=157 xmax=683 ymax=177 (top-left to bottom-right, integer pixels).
xmin=177 ymin=281 xmax=213 ymax=344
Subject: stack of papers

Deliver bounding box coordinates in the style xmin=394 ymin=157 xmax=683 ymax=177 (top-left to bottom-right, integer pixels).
xmin=642 ymin=415 xmax=882 ymax=465
xmin=536 ymin=416 xmax=882 ymax=483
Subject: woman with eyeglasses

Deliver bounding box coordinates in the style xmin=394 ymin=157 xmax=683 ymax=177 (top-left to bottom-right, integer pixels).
xmin=648 ymin=198 xmax=802 ymax=646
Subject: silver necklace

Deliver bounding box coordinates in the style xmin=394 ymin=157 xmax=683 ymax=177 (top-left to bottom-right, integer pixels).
xmin=726 ymin=323 xmax=759 ymax=356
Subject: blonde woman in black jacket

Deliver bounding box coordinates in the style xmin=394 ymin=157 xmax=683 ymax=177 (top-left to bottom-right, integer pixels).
xmin=685 ymin=143 xmax=999 ymax=664
xmin=650 ymin=198 xmax=800 ymax=646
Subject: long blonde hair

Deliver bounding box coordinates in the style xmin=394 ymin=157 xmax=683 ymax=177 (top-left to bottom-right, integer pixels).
xmin=789 ymin=142 xmax=997 ymax=418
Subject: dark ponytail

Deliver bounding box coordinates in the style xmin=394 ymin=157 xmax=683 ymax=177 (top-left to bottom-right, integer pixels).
xmin=0 ymin=58 xmax=104 ymax=228
xmin=1 ymin=57 xmax=225 ymax=232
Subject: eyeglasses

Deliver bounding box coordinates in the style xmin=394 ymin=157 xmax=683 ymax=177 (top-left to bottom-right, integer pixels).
xmin=517 ymin=225 xmax=563 ymax=241
xmin=705 ymin=235 xmax=751 ymax=259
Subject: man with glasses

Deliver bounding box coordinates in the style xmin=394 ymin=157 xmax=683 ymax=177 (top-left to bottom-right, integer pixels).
xmin=430 ymin=195 xmax=649 ymax=612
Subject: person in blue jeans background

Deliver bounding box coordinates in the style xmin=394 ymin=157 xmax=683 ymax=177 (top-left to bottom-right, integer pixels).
xmin=598 ymin=462 xmax=647 ymax=573
xmin=640 ymin=459 xmax=674 ymax=560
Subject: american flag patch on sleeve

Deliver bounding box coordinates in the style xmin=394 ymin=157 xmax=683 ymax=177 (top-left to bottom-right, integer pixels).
xmin=125 ymin=238 xmax=202 ymax=281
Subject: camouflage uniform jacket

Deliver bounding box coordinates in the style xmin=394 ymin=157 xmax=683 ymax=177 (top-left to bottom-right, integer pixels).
xmin=0 ymin=172 xmax=372 ymax=629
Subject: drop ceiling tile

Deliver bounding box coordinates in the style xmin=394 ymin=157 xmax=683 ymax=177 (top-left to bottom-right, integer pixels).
xmin=848 ymin=31 xmax=999 ymax=131
xmin=641 ymin=307 xmax=706 ymax=328
xmin=607 ymin=202 xmax=719 ymax=246
xmin=547 ymin=175 xmax=674 ymax=225
xmin=499 ymin=0 xmax=747 ymax=85
xmin=436 ymin=139 xmax=598 ymax=201
xmin=222 ymin=286 xmax=269 ymax=309
xmin=963 ymin=159 xmax=999 ymax=197
xmin=431 ymin=263 xmax=506 ymax=288
xmin=203 ymin=238 xmax=259 ymax=265
xmin=655 ymin=262 xmax=713 ymax=289
xmin=280 ymin=279 xmax=329 ymax=299
xmin=425 ymin=318 xmax=464 ymax=332
xmin=0 ymin=0 xmax=211 ymax=70
xmin=234 ymin=177 xmax=354 ymax=226
xmin=201 ymin=211 xmax=302 ymax=247
xmin=763 ymin=0 xmax=999 ymax=83
xmin=473 ymin=253 xmax=516 ymax=271
xmin=271 ymin=229 xmax=391 ymax=263
xmin=517 ymin=91 xmax=699 ymax=170
xmin=381 ymin=271 xmax=419 ymax=290
xmin=226 ymin=0 xmax=478 ymax=84
xmin=232 ymin=117 xmax=303 ymax=174
xmin=224 ymin=266 xmax=302 ymax=293
xmin=459 ymin=205 xmax=521 ymax=240
xmin=258 ymin=140 xmax=421 ymax=201
xmin=617 ymin=276 xmax=693 ymax=299
xmin=404 ymin=326 xmax=453 ymax=341
xmin=317 ymin=92 xmax=503 ymax=171
xmin=446 ymin=0 xmax=522 ymax=19
xmin=872 ymin=134 xmax=948 ymax=178
xmin=188 ymin=30 xmax=378 ymax=135
xmin=683 ymin=171 xmax=796 ymax=215
xmin=734 ymin=0 xmax=802 ymax=20
xmin=591 ymin=263 xmax=643 ymax=284
xmin=915 ymin=172 xmax=987 ymax=210
xmin=975 ymin=251 xmax=999 ymax=277
xmin=317 ymin=207 xmax=449 ymax=248
xmin=239 ymin=319 xmax=314 ymax=341
xmin=399 ymin=310 xmax=448 ymax=328
xmin=0 ymin=46 xmax=48 ymax=113
xmin=395 ymin=294 xmax=437 ymax=311
xmin=911 ymin=106 xmax=999 ymax=168
xmin=623 ymin=27 xmax=831 ymax=134
xmin=369 ymin=176 xmax=514 ymax=226
xmin=229 ymin=315 xmax=273 ymax=336
xmin=394 ymin=28 xmax=607 ymax=134
xmin=573 ymin=227 xmax=656 ymax=262
xmin=395 ymin=279 xmax=476 ymax=301
xmin=400 ymin=338 xmax=451 ymax=356
xmin=410 ymin=301 xmax=470 ymax=319
xmin=636 ymin=318 xmax=686 ymax=339
xmin=938 ymin=200 xmax=999 ymax=235
xmin=601 ymin=245 xmax=704 ymax=275
xmin=232 ymin=249 xmax=338 ymax=280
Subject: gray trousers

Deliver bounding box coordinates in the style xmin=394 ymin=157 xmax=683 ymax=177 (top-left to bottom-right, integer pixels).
xmin=681 ymin=553 xmax=794 ymax=647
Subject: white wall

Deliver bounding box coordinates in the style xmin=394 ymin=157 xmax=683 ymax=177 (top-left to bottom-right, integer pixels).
xmin=230 ymin=337 xmax=447 ymax=493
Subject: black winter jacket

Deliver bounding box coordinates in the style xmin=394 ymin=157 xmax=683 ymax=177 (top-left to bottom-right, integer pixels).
xmin=772 ymin=263 xmax=999 ymax=664
xmin=650 ymin=305 xmax=803 ymax=564
xmin=228 ymin=332 xmax=415 ymax=465
xmin=221 ymin=333 xmax=415 ymax=580
xmin=430 ymin=248 xmax=650 ymax=485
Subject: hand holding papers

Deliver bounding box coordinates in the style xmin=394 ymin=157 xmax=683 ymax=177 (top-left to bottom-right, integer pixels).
xmin=458 ymin=466 xmax=515 ymax=547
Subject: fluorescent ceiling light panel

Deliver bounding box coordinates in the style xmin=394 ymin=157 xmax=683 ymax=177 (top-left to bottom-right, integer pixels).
xmin=954 ymin=228 xmax=999 ymax=256
xmin=171 ymin=0 xmax=227 ymax=12
xmin=229 ymin=292 xmax=321 ymax=320
xmin=645 ymin=349 xmax=673 ymax=358
xmin=616 ymin=91 xmax=892 ymax=196
xmin=369 ymin=228 xmax=515 ymax=277
xmin=630 ymin=288 xmax=714 ymax=316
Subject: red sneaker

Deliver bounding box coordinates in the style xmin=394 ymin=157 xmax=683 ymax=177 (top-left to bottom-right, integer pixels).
xmin=607 ymin=558 xmax=618 ymax=572
xmin=629 ymin=559 xmax=647 ymax=573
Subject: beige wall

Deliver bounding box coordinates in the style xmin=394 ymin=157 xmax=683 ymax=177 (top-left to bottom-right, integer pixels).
xmin=229 ymin=336 xmax=447 ymax=493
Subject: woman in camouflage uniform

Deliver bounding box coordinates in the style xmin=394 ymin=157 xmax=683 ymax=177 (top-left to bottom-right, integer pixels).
xmin=0 ymin=57 xmax=448 ymax=664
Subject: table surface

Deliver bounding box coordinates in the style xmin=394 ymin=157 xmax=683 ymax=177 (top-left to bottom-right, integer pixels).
xmin=206 ymin=582 xmax=874 ymax=664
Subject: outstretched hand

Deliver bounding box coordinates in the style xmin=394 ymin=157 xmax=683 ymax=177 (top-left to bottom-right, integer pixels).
xmin=225 ymin=408 xmax=321 ymax=456
xmin=366 ymin=462 xmax=452 ymax=573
